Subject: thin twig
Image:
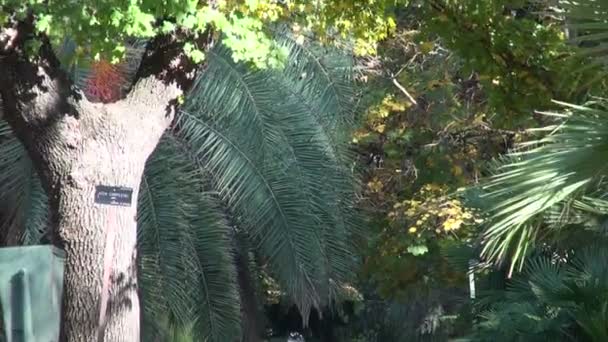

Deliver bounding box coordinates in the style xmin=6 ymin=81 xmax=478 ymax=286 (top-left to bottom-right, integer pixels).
xmin=391 ymin=77 xmax=418 ymax=106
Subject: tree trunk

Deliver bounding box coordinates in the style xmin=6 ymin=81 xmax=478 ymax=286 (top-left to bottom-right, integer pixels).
xmin=1 ymin=21 xmax=201 ymax=341
xmin=1 ymin=60 xmax=180 ymax=341
xmin=36 ymin=84 xmax=177 ymax=341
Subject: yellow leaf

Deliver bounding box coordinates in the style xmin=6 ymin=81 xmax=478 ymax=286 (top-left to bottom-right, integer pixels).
xmin=420 ymin=41 xmax=434 ymax=54
xmin=427 ymin=79 xmax=442 ymax=89
xmin=451 ymin=165 xmax=463 ymax=176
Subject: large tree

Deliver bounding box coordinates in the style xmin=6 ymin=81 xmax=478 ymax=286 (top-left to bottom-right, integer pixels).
xmin=0 ymin=1 xmax=401 ymax=341
xmin=449 ymin=0 xmax=608 ymax=272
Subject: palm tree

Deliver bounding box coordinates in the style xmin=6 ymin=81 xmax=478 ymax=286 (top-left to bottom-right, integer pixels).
xmin=466 ymin=243 xmax=608 ymax=341
xmin=466 ymin=0 xmax=608 ymax=274
xmin=0 ymin=33 xmax=362 ymax=341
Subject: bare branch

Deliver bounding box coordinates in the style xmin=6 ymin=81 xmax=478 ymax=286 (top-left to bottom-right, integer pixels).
xmin=391 ymin=77 xmax=418 ymax=106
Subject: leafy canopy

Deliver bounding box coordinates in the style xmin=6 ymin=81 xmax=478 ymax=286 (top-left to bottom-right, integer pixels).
xmin=421 ymin=0 xmax=606 ymax=127
xmin=439 ymin=0 xmax=608 ymax=273
xmin=0 ymin=0 xmax=405 ymax=67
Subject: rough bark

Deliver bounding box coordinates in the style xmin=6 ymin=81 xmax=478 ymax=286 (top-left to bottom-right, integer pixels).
xmin=2 ymin=77 xmax=179 ymax=341
xmin=52 ymin=86 xmax=178 ymax=342
xmin=0 ymin=20 xmax=199 ymax=342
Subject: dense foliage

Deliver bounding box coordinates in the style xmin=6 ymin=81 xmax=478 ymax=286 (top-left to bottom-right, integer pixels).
xmin=468 ymin=243 xmax=608 ymax=341
xmin=333 ymin=1 xmax=608 ymax=341
xmin=0 ymin=0 xmax=405 ymax=66
xmin=5 ymin=0 xmax=608 ymax=341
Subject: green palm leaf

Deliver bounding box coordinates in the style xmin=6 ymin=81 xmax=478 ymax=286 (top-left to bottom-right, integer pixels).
xmin=275 ymin=30 xmax=359 ymax=155
xmin=562 ymin=1 xmax=608 ymax=41
xmin=138 ymin=136 xmax=241 ymax=342
xmin=188 ymin=189 xmax=242 ymax=341
xmin=478 ymin=102 xmax=608 ymax=273
xmin=176 ymin=36 xmax=360 ymax=318
xmin=470 ymin=244 xmax=608 ymax=341
xmin=0 ymin=119 xmax=49 ymax=244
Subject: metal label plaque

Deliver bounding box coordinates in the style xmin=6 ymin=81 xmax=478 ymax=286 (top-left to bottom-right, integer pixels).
xmin=94 ymin=185 xmax=133 ymax=207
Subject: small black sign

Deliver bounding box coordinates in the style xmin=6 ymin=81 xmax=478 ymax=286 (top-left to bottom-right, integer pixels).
xmin=94 ymin=185 xmax=133 ymax=207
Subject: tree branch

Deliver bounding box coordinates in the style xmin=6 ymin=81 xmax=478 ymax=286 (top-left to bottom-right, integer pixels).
xmin=391 ymin=77 xmax=418 ymax=106
xmin=0 ymin=20 xmax=215 ymax=153
xmin=119 ymin=31 xmax=215 ymax=124
xmin=0 ymin=18 xmax=75 ymax=133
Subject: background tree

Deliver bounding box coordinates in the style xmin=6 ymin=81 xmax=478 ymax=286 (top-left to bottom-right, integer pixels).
xmin=433 ymin=0 xmax=608 ymax=272
xmin=334 ymin=5 xmax=504 ymax=340
xmin=324 ymin=1 xmax=608 ymax=340
xmin=413 ymin=1 xmax=608 ymax=340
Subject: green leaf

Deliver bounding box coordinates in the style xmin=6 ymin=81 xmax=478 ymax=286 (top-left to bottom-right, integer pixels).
xmin=407 ymin=245 xmax=429 ymax=256
xmin=35 ymin=14 xmax=52 ymax=34
xmin=161 ymin=20 xmax=176 ymax=33
xmin=476 ymin=102 xmax=608 ymax=271
xmin=187 ymin=48 xmax=205 ymax=63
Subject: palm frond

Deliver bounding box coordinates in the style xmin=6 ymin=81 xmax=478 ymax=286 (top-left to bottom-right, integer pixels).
xmin=0 ymin=119 xmax=49 ymax=244
xmin=469 ymin=244 xmax=608 ymax=341
xmin=273 ymin=29 xmax=360 ymax=160
xmin=183 ymin=45 xmax=286 ymax=161
xmin=138 ymin=136 xmax=241 ymax=341
xmin=176 ymin=35 xmax=360 ymax=319
xmin=138 ymin=141 xmax=196 ymax=328
xmin=478 ymin=102 xmax=608 ymax=273
xmin=508 ymin=256 xmax=572 ymax=306
xmin=273 ymin=33 xmax=364 ymax=300
xmin=439 ymin=241 xmax=477 ymax=274
xmin=233 ymin=230 xmax=267 ymax=341
xmin=471 ymin=301 xmax=571 ymax=342
xmin=188 ymin=186 xmax=242 ymax=341
xmin=176 ymin=109 xmax=325 ymax=318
